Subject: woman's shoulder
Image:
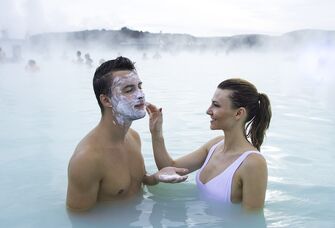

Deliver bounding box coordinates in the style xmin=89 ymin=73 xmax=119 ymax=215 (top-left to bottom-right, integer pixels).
xmin=203 ymin=136 xmax=224 ymax=151
xmin=211 ymin=135 xmax=225 ymax=144
xmin=241 ymin=152 xmax=267 ymax=174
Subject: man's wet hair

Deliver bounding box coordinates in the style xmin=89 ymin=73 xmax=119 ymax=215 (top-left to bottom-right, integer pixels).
xmin=93 ymin=56 xmax=136 ymax=113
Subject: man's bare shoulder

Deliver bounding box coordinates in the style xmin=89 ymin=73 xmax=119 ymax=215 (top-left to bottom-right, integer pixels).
xmin=68 ymin=131 xmax=103 ymax=178
xmin=128 ymin=128 xmax=140 ymax=138
xmin=127 ymin=128 xmax=141 ymax=143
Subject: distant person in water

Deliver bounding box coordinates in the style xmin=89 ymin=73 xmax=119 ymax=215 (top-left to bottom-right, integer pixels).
xmin=0 ymin=47 xmax=6 ymax=63
xmin=75 ymin=50 xmax=83 ymax=64
xmin=66 ymin=56 xmax=188 ymax=211
xmin=25 ymin=59 xmax=40 ymax=72
xmin=146 ymin=78 xmax=272 ymax=210
xmin=84 ymin=53 xmax=93 ymax=68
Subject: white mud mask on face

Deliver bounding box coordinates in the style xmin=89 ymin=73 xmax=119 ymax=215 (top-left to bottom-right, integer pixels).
xmin=109 ymin=72 xmax=146 ymax=125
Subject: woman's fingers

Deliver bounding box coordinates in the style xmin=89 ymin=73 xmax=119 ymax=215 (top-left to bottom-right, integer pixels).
xmin=146 ymin=102 xmax=161 ymax=113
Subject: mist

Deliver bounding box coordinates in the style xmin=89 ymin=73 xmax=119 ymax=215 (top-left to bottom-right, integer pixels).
xmin=1 ymin=28 xmax=335 ymax=98
xmin=1 ymin=28 xmax=335 ymax=146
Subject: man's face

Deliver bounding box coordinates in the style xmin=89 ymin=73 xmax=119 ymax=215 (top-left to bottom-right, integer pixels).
xmin=109 ymin=70 xmax=146 ymax=125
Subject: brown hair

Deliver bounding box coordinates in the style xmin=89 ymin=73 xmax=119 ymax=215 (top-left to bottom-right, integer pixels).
xmin=218 ymin=78 xmax=272 ymax=150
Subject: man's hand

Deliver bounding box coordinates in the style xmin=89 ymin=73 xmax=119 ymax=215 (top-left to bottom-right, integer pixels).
xmin=154 ymin=167 xmax=188 ymax=183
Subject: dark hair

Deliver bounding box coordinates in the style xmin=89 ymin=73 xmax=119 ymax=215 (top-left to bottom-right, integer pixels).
xmin=218 ymin=78 xmax=271 ymax=150
xmin=93 ymin=56 xmax=136 ymax=113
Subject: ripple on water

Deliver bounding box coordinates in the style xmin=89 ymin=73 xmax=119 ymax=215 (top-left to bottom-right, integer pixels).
xmin=265 ymin=182 xmax=335 ymax=227
xmin=280 ymin=155 xmax=313 ymax=165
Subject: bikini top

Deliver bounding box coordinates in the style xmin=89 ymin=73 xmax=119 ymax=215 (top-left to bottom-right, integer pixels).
xmin=196 ymin=140 xmax=263 ymax=203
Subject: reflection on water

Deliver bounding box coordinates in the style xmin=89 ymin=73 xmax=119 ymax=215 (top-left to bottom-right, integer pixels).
xmin=67 ymin=184 xmax=266 ymax=227
xmin=67 ymin=198 xmax=143 ymax=227
xmin=0 ymin=50 xmax=335 ymax=227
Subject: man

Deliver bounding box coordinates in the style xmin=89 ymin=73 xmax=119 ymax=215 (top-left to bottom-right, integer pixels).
xmin=67 ymin=57 xmax=188 ymax=211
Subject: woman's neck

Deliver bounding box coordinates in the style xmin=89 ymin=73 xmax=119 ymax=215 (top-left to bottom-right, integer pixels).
xmin=222 ymin=126 xmax=253 ymax=153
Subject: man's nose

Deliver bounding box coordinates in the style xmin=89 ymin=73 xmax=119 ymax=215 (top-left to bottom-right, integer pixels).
xmin=137 ymin=91 xmax=145 ymax=100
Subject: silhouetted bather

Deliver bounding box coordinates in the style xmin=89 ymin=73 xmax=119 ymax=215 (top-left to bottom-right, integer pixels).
xmin=0 ymin=47 xmax=6 ymax=63
xmin=75 ymin=51 xmax=84 ymax=64
xmin=25 ymin=59 xmax=40 ymax=73
xmin=85 ymin=53 xmax=93 ymax=67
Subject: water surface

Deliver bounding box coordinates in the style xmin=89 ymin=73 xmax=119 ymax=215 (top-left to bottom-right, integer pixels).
xmin=1 ymin=50 xmax=334 ymax=227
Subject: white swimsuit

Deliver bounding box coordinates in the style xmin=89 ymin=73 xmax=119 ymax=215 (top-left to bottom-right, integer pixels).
xmin=196 ymin=140 xmax=263 ymax=203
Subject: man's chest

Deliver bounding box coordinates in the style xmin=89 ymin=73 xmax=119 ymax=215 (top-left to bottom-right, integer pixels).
xmin=98 ymin=148 xmax=145 ymax=200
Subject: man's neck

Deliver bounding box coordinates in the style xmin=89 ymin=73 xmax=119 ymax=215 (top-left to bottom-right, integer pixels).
xmin=98 ymin=114 xmax=132 ymax=143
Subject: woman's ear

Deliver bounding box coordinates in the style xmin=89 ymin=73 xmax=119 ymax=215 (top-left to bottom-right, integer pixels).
xmin=235 ymin=107 xmax=246 ymax=120
xmin=100 ymin=94 xmax=112 ymax=107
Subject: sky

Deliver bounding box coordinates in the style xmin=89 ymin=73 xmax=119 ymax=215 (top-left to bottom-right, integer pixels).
xmin=1 ymin=0 xmax=335 ymax=39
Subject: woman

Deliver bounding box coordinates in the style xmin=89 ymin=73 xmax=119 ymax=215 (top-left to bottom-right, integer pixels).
xmin=146 ymin=78 xmax=272 ymax=210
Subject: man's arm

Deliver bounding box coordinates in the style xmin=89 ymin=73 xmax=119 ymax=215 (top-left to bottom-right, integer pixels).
xmin=66 ymin=153 xmax=101 ymax=211
xmin=240 ymin=154 xmax=268 ymax=211
xmin=142 ymin=173 xmax=159 ymax=186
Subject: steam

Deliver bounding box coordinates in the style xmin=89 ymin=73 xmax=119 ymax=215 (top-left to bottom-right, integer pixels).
xmin=0 ymin=27 xmax=334 ymax=111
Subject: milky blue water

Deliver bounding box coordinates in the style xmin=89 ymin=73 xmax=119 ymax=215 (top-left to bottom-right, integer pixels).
xmin=1 ymin=50 xmax=335 ymax=227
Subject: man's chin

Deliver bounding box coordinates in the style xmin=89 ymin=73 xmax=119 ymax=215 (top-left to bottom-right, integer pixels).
xmin=131 ymin=111 xmax=146 ymax=120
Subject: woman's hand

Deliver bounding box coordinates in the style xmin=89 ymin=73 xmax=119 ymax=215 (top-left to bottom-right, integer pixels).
xmin=146 ymin=102 xmax=163 ymax=134
xmin=154 ymin=167 xmax=189 ymax=183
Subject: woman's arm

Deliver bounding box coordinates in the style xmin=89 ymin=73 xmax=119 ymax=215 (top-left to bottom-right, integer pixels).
xmin=146 ymin=103 xmax=223 ymax=172
xmin=240 ymin=154 xmax=268 ymax=210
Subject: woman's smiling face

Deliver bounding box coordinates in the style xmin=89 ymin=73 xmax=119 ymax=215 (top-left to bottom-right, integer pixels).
xmin=206 ymin=89 xmax=237 ymax=130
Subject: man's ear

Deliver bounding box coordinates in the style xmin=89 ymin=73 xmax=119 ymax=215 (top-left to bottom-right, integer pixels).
xmin=100 ymin=94 xmax=112 ymax=107
xmin=235 ymin=107 xmax=246 ymax=120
